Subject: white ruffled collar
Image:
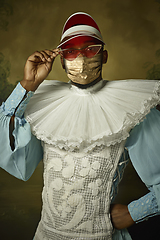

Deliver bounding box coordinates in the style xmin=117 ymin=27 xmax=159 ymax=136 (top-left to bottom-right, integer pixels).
xmin=70 ymin=80 xmax=105 ymax=95
xmin=25 ymin=79 xmax=160 ymax=152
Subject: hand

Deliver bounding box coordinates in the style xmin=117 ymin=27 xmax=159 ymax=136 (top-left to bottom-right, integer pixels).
xmin=21 ymin=49 xmax=59 ymax=91
xmin=110 ymin=204 xmax=135 ymax=230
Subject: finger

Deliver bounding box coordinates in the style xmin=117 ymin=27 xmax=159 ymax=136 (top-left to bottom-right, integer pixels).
xmin=28 ymin=51 xmax=46 ymax=62
xmin=44 ymin=58 xmax=54 ymax=73
xmin=42 ymin=49 xmax=59 ymax=61
xmin=41 ymin=50 xmax=53 ymax=62
xmin=52 ymin=48 xmax=59 ymax=53
xmin=43 ymin=50 xmax=56 ymax=68
xmin=51 ymin=48 xmax=60 ymax=58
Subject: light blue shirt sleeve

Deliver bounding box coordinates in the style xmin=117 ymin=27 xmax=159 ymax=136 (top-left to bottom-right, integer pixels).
xmin=2 ymin=82 xmax=34 ymax=120
xmin=0 ymin=83 xmax=43 ymax=181
xmin=126 ymin=108 xmax=160 ymax=222
xmin=128 ymin=187 xmax=159 ymax=223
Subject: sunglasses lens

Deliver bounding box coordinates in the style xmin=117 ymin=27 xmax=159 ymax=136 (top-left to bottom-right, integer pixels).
xmin=61 ymin=45 xmax=102 ymax=61
xmin=85 ymin=45 xmax=102 ymax=58
xmin=62 ymin=49 xmax=78 ymax=61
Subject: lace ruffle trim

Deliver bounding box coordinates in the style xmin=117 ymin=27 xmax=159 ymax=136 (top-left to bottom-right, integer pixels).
xmin=27 ymin=81 xmax=160 ymax=153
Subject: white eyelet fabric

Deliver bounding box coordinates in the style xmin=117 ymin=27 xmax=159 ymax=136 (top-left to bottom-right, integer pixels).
xmin=34 ymin=141 xmax=125 ymax=240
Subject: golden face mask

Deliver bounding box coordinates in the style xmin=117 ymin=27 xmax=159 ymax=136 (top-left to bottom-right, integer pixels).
xmin=64 ymin=54 xmax=102 ymax=85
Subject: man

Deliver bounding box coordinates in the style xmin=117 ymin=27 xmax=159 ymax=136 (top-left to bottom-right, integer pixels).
xmin=0 ymin=12 xmax=160 ymax=240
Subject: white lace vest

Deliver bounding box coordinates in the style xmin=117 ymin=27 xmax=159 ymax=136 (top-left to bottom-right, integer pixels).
xmin=26 ymin=79 xmax=160 ymax=239
xmin=34 ymin=141 xmax=126 ymax=240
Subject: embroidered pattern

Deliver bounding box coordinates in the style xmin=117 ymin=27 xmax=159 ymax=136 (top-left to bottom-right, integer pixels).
xmin=34 ymin=142 xmax=125 ymax=240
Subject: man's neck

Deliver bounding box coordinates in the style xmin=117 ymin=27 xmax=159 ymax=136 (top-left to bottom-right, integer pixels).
xmin=71 ymin=76 xmax=102 ymax=89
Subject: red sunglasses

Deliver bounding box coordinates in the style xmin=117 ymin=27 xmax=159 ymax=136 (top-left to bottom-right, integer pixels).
xmin=59 ymin=44 xmax=102 ymax=61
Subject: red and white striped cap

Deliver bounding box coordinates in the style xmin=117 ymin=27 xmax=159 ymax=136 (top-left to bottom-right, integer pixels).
xmin=57 ymin=12 xmax=105 ymax=48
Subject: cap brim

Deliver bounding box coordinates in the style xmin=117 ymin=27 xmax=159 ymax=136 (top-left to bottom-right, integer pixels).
xmin=57 ymin=34 xmax=105 ymax=48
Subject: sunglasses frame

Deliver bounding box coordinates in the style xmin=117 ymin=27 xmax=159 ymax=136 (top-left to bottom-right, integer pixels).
xmin=58 ymin=44 xmax=103 ymax=61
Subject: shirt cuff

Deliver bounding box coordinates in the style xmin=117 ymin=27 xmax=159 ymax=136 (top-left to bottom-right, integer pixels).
xmin=128 ymin=189 xmax=159 ymax=223
xmin=15 ymin=91 xmax=34 ymax=118
xmin=1 ymin=82 xmax=34 ymax=117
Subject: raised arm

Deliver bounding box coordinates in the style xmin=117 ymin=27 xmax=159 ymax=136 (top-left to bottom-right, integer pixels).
xmin=9 ymin=49 xmax=59 ymax=150
xmin=21 ymin=49 xmax=59 ymax=91
xmin=0 ymin=49 xmax=59 ymax=180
